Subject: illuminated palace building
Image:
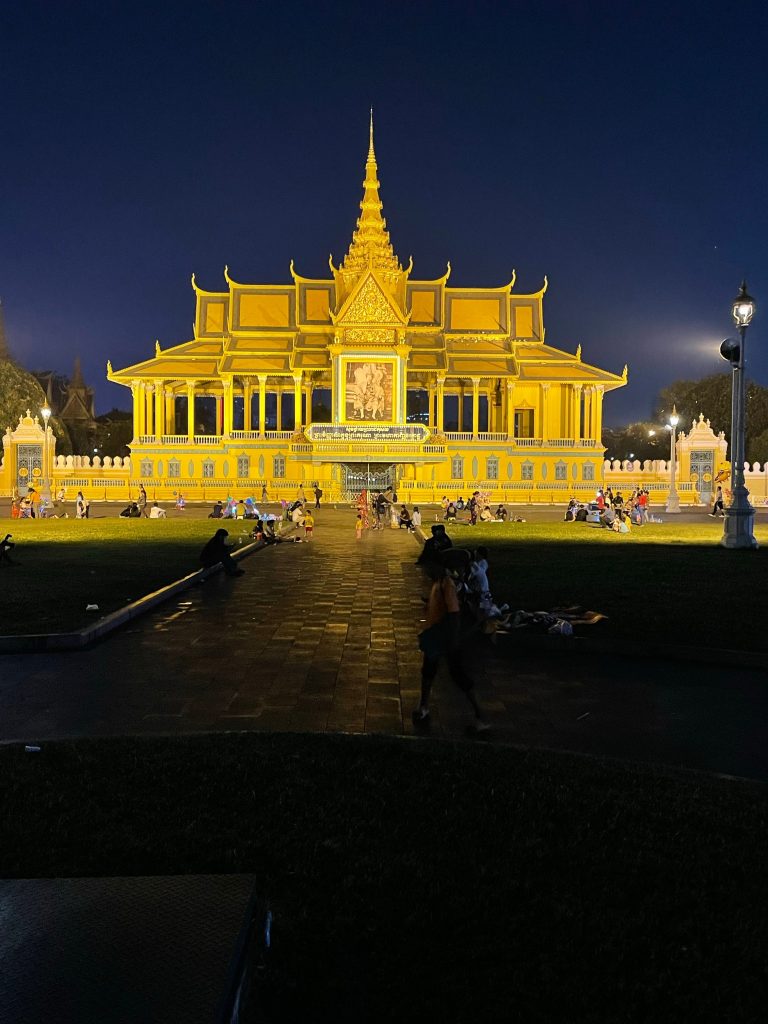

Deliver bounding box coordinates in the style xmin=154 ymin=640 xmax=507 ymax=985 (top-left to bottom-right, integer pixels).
xmin=109 ymin=118 xmax=626 ymax=501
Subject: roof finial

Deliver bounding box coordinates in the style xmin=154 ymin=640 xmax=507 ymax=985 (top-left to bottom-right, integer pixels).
xmin=340 ymin=110 xmax=401 ymax=277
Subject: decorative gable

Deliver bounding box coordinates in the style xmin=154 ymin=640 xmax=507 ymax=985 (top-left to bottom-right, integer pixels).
xmin=334 ymin=272 xmax=405 ymax=326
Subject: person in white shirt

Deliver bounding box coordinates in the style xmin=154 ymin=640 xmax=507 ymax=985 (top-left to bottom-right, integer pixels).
xmin=411 ymin=507 xmax=422 ymax=527
xmin=149 ymin=503 xmax=167 ymax=519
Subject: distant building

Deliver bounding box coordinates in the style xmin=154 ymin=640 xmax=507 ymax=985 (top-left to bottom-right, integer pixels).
xmin=108 ymin=117 xmax=627 ymax=500
xmin=34 ymin=357 xmax=97 ymax=451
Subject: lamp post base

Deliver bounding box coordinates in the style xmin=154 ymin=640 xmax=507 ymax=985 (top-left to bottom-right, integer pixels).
xmin=722 ymin=502 xmax=758 ymax=549
xmin=666 ymin=491 xmax=681 ymax=513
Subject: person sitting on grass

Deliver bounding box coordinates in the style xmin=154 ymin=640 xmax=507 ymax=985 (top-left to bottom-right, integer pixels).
xmin=199 ymin=528 xmax=244 ymax=577
xmin=495 ymin=504 xmax=509 ymax=522
xmin=208 ymin=500 xmax=224 ymax=519
xmin=417 ymin=523 xmax=453 ymax=568
xmin=411 ymin=506 xmax=422 ymax=528
xmin=479 ymin=505 xmax=493 ymax=522
xmin=148 ymin=502 xmax=167 ymax=519
xmin=398 ymin=505 xmax=413 ymax=531
xmin=612 ymin=510 xmax=631 ymax=534
xmin=119 ymin=502 xmax=141 ymax=518
xmin=444 ymin=501 xmax=457 ymax=522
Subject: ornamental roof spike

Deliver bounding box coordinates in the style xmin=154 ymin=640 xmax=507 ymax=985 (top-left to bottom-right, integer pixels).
xmin=341 ymin=112 xmax=401 ymax=277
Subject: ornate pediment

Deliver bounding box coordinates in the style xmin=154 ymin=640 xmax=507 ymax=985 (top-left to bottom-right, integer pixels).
xmin=334 ymin=272 xmax=405 ymax=326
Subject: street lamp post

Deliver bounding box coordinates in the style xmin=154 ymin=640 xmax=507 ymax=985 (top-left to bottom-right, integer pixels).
xmin=666 ymin=405 xmax=680 ymax=513
xmin=40 ymin=403 xmax=52 ymax=504
xmin=721 ymin=281 xmax=758 ymax=549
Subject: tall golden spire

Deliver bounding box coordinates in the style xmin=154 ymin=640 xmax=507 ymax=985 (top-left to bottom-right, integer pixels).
xmin=341 ymin=111 xmax=401 ymax=277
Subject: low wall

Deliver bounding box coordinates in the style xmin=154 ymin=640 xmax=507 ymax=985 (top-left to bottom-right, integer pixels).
xmin=4 ymin=451 xmax=768 ymax=507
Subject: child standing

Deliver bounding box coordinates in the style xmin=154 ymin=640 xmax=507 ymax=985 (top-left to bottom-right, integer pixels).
xmin=303 ymin=509 xmax=315 ymax=540
xmin=355 ymin=513 xmax=363 ymax=540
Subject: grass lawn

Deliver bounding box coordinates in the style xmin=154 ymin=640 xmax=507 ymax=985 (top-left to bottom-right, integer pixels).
xmin=2 ymin=731 xmax=767 ymax=1022
xmin=444 ymin=520 xmax=768 ymax=652
xmin=0 ymin=519 xmax=257 ymax=634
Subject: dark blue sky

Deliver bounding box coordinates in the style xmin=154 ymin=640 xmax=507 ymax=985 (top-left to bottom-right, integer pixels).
xmin=2 ymin=0 xmax=766 ymax=424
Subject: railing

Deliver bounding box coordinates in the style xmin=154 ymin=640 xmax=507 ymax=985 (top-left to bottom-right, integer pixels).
xmin=194 ymin=435 xmax=220 ymax=445
xmin=161 ymin=435 xmax=189 ymax=445
xmin=515 ymin=438 xmax=544 ymax=447
xmin=477 ymin=432 xmax=508 ymax=442
xmin=230 ymin=431 xmax=260 ymax=440
xmin=444 ymin=432 xmax=474 ymax=441
xmin=265 ymin=430 xmax=295 ymax=440
xmin=423 ymin=445 xmax=446 ymax=454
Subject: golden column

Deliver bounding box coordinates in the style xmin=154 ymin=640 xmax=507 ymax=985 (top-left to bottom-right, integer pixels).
xmin=223 ymin=379 xmax=233 ymax=437
xmin=215 ymin=391 xmax=223 ymax=436
xmin=583 ymin=387 xmax=592 ymax=440
xmin=154 ymin=380 xmax=165 ymax=441
xmin=186 ymin=381 xmax=196 ymax=441
xmin=258 ymin=375 xmax=267 ymax=437
xmin=144 ymin=384 xmax=153 ymax=438
xmin=304 ymin=381 xmax=313 ymax=426
xmin=573 ymin=384 xmax=583 ymax=440
xmin=436 ymin=377 xmax=445 ymax=432
xmin=506 ymin=381 xmax=515 ymax=440
xmin=540 ymin=383 xmax=550 ymax=440
xmin=242 ymin=377 xmax=253 ymax=432
xmin=165 ymin=388 xmax=175 ymax=435
xmin=593 ymin=385 xmax=604 ymax=441
xmin=471 ymin=378 xmax=480 ymax=437
xmin=427 ymin=380 xmax=436 ymax=429
xmin=131 ymin=381 xmax=143 ymax=438
xmin=293 ymin=373 xmax=303 ymax=429
xmin=276 ymin=384 xmax=282 ymax=431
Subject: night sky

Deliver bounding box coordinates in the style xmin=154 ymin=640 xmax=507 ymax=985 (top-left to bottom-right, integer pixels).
xmin=2 ymin=0 xmax=766 ymax=425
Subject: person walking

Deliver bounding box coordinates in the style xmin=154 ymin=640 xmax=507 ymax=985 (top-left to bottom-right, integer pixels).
xmin=313 ymin=483 xmax=323 ymax=508
xmin=138 ymin=485 xmax=149 ymax=518
xmin=261 ymin=483 xmax=269 ymax=503
xmin=303 ymin=509 xmax=315 ymax=540
xmin=76 ymin=490 xmax=86 ymax=519
xmin=710 ymin=485 xmax=725 ymax=517
xmin=412 ymin=560 xmax=488 ymax=733
xmin=355 ymin=513 xmax=363 ymax=540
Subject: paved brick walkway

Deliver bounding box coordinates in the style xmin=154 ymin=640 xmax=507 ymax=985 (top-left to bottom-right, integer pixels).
xmin=2 ymin=507 xmax=768 ymax=781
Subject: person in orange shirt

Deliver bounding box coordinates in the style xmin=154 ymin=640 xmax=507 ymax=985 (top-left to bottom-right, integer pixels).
xmin=412 ymin=561 xmax=488 ymax=734
xmin=27 ymin=487 xmax=40 ymax=519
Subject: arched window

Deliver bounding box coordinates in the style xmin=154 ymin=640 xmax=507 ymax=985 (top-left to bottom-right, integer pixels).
xmin=237 ymin=455 xmax=250 ymax=478
xmin=140 ymin=459 xmax=153 ymax=478
xmin=521 ymin=460 xmax=534 ymax=481
xmin=202 ymin=459 xmax=215 ymax=479
xmin=168 ymin=459 xmax=181 ymax=479
xmin=486 ymin=455 xmax=499 ymax=480
xmin=555 ymin=460 xmax=567 ymax=481
xmin=451 ymin=455 xmax=464 ymax=480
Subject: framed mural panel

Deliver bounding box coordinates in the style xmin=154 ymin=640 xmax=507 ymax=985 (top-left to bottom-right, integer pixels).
xmin=343 ymin=359 xmax=395 ymax=422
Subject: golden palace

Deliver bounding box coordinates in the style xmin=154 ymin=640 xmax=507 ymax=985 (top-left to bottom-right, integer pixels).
xmin=107 ymin=115 xmax=627 ymax=502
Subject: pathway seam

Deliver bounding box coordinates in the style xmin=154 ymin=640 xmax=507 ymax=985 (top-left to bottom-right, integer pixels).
xmin=0 ymin=529 xmax=293 ymax=654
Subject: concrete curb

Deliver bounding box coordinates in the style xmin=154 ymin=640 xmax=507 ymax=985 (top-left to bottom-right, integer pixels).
xmin=0 ymin=527 xmax=293 ymax=654
xmin=411 ymin=524 xmax=768 ymax=671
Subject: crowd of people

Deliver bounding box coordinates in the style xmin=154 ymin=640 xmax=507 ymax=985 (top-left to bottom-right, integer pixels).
xmin=564 ymin=486 xmax=657 ymax=532
xmin=440 ymin=493 xmax=526 ymax=525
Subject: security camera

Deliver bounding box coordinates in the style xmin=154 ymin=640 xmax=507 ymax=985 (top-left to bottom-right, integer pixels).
xmin=720 ymin=338 xmax=741 ymax=367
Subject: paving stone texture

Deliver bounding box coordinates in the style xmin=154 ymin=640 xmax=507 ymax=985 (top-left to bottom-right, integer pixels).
xmin=2 ymin=506 xmax=768 ymax=781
